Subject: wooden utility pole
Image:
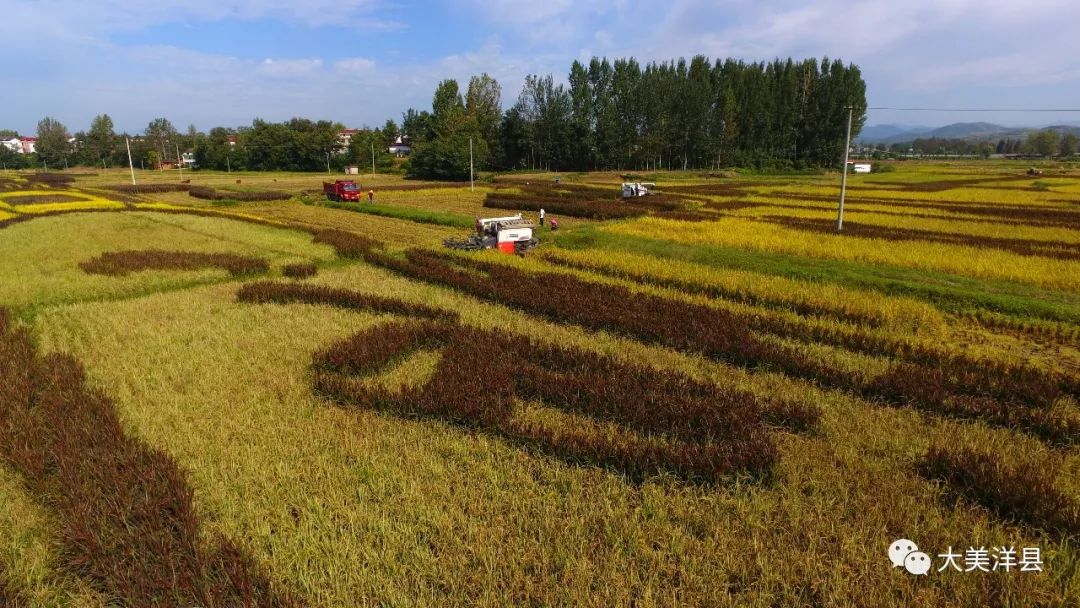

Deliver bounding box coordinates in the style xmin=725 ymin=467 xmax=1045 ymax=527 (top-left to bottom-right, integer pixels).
xmin=469 ymin=137 xmax=474 ymax=192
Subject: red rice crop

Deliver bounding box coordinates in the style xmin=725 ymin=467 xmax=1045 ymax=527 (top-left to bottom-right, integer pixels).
xmin=0 ymin=309 xmax=296 ymax=606
xmin=363 ymin=249 xmax=1077 ymax=441
xmin=313 ymin=320 xmax=778 ymax=482
xmin=920 ymin=440 xmax=1079 ymax=536
xmin=108 ymin=183 xmax=192 ymax=194
xmin=311 ymin=229 xmax=381 ymax=259
xmin=80 ymin=249 xmax=269 ymax=277
xmin=282 ymin=262 xmax=318 ymax=279
xmin=189 ymin=187 xmax=291 ymax=202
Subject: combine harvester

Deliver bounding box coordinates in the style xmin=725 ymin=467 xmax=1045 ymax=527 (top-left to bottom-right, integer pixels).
xmin=621 ymin=182 xmax=656 ymax=198
xmin=444 ymin=214 xmax=539 ymax=255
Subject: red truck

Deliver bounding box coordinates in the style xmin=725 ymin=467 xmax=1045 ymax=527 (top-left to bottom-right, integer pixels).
xmin=323 ymin=180 xmax=361 ymax=202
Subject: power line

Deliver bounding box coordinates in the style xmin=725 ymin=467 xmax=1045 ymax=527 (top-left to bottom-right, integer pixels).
xmin=868 ymin=107 xmax=1080 ymax=112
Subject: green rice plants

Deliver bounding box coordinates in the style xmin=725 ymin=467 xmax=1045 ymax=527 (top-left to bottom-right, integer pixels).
xmin=236 ymin=281 xmax=457 ymax=321
xmin=0 ymin=309 xmax=297 ymax=606
xmin=282 ymin=262 xmax=318 ymax=279
xmin=80 ymin=249 xmax=270 ymax=277
xmin=919 ymin=437 xmax=1079 ymax=536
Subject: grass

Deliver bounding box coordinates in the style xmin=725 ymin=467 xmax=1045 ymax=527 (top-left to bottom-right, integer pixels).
xmin=0 ymin=163 xmax=1078 ymax=605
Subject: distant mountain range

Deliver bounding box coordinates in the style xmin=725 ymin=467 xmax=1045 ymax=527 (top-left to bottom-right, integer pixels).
xmin=858 ymin=122 xmax=1080 ymax=144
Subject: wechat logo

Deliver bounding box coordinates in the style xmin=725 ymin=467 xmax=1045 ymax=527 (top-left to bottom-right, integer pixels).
xmin=889 ymin=539 xmax=932 ymax=576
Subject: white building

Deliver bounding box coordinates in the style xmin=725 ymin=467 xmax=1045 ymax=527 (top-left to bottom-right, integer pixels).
xmin=1 ymin=138 xmax=21 ymax=153
xmin=20 ymin=137 xmax=37 ymax=154
xmin=388 ymin=135 xmax=411 ymax=157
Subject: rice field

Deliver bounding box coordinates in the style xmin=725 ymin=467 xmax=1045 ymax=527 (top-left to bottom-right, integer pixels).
xmin=0 ymin=162 xmax=1078 ymax=606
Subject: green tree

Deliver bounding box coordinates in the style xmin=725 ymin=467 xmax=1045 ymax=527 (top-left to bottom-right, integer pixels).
xmin=408 ymin=133 xmax=488 ymax=180
xmin=35 ymin=116 xmax=72 ymax=167
xmin=347 ymin=128 xmax=395 ymax=172
xmin=1026 ymin=130 xmax=1059 ymax=157
xmin=144 ymin=118 xmax=178 ymax=163
xmin=84 ymin=114 xmax=116 ymax=167
xmin=432 ymin=79 xmax=467 ymax=136
xmin=466 ymin=73 xmax=502 ymax=152
xmin=1059 ymin=133 xmax=1078 ymax=157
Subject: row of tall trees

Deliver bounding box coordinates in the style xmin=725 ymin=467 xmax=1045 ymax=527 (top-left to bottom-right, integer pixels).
xmin=402 ymin=56 xmax=866 ymax=178
xmin=5 ymin=55 xmax=867 ymax=176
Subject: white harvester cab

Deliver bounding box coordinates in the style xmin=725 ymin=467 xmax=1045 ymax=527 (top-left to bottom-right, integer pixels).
xmin=445 ymin=213 xmax=539 ymax=254
xmin=621 ymin=182 xmax=656 ymax=198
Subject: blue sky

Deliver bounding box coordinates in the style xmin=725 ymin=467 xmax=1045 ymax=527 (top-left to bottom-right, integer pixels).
xmin=4 ymin=0 xmax=1080 ymax=135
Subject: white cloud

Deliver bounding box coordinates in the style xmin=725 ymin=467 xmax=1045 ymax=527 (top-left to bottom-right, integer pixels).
xmin=335 ymin=57 xmax=377 ymax=72
xmin=258 ymin=58 xmax=324 ymax=78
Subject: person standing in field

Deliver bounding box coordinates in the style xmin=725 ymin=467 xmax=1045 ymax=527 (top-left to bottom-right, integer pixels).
xmin=539 ymin=208 xmax=545 ymax=226
xmin=368 ymin=189 xmax=374 ymax=203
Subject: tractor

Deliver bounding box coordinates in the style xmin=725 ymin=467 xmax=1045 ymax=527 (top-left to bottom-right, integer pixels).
xmin=444 ymin=214 xmax=539 ymax=254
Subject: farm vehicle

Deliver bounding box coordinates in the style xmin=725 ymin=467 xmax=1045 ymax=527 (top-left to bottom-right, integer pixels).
xmin=324 ymin=180 xmax=361 ymax=202
xmin=444 ymin=214 xmax=539 ymax=254
xmin=621 ymin=182 xmax=656 ymax=198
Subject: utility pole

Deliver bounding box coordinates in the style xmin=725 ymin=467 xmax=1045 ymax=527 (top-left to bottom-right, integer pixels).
xmin=126 ymin=137 xmax=136 ymax=185
xmin=226 ymin=152 xmax=231 ymax=173
xmin=836 ymin=106 xmax=854 ymax=232
xmin=176 ymin=143 xmax=183 ymax=180
xmin=469 ymin=137 xmax=474 ymax=192
xmin=326 ymin=151 xmax=331 ymax=175
xmin=371 ymin=141 xmax=375 ymax=178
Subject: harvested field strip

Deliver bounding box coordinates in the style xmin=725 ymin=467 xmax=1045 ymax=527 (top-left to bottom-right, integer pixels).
xmin=363 ymin=248 xmax=1078 ymax=441
xmin=282 ymin=262 xmax=317 ymax=279
xmin=764 ymin=216 xmax=1080 ymax=261
xmin=81 ymin=249 xmax=269 ymax=277
xmin=0 ymin=310 xmax=295 ymax=606
xmin=314 ymin=320 xmax=779 ymax=482
xmin=236 ymin=281 xmax=456 ymax=321
xmin=919 ymin=438 xmax=1080 ymax=536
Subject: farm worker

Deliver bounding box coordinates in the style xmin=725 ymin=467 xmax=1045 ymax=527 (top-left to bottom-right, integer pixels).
xmin=475 ymin=217 xmax=483 ymax=236
xmin=368 ymin=189 xmax=374 ymax=203
xmin=549 ymin=217 xmax=559 ymax=231
xmin=539 ymin=208 xmax=545 ymax=226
